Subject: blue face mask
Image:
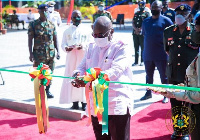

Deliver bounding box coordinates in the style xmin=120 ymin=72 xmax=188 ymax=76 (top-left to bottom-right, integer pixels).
xmin=44 ymin=11 xmax=48 ymax=18
xmin=175 ymin=14 xmax=186 ymax=25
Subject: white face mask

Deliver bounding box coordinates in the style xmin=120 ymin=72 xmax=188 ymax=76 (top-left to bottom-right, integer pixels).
xmin=175 ymin=14 xmax=186 ymax=25
xmin=94 ymin=37 xmax=110 ymax=48
xmin=98 ymin=6 xmax=104 ymax=11
xmin=48 ymin=7 xmax=54 ymax=13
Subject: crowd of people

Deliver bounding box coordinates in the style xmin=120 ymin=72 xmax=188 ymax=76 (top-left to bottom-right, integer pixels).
xmin=26 ymin=0 xmax=200 ymax=140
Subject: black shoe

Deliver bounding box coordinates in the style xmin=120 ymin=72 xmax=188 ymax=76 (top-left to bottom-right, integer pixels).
xmin=171 ymin=132 xmax=180 ymax=140
xmin=81 ymin=102 xmax=87 ymax=111
xmin=70 ymin=102 xmax=79 ymax=110
xmin=132 ymin=63 xmax=138 ymax=66
xmin=46 ymin=92 xmax=54 ymax=98
xmin=140 ymin=94 xmax=152 ymax=100
xmin=181 ymin=135 xmax=189 ymax=140
xmin=162 ymin=97 xmax=169 ymax=103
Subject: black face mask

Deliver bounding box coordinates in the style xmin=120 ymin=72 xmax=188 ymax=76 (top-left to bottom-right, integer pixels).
xmin=73 ymin=17 xmax=81 ymax=26
xmin=151 ymin=10 xmax=160 ymax=16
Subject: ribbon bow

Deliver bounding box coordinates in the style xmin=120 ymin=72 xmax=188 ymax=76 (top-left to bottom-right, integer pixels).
xmin=83 ymin=68 xmax=110 ymax=135
xmin=29 ymin=63 xmax=52 ymax=86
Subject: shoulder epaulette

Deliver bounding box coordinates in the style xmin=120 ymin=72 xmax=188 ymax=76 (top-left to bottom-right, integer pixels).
xmin=164 ymin=24 xmax=176 ymax=31
xmin=105 ymin=11 xmax=111 ymax=14
xmin=169 ymin=8 xmax=175 ymax=11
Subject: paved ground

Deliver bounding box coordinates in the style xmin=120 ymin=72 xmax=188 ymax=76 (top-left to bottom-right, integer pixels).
xmin=0 ymin=21 xmax=167 ymax=120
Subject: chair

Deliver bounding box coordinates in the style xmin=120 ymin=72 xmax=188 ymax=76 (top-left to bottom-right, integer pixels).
xmin=10 ymin=15 xmax=25 ymax=29
xmin=113 ymin=14 xmax=125 ymax=29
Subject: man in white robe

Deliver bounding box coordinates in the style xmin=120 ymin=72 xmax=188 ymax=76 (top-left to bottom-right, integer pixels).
xmin=59 ymin=10 xmax=92 ymax=111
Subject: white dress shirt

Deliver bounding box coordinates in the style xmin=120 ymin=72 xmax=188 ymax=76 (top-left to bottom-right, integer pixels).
xmin=74 ymin=40 xmax=134 ymax=115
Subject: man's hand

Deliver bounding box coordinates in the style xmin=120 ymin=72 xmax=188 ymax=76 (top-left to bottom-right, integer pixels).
xmin=65 ymin=47 xmax=73 ymax=52
xmin=56 ymin=52 xmax=60 ymax=60
xmin=134 ymin=28 xmax=140 ymax=35
xmin=71 ymin=79 xmax=86 ymax=88
xmin=71 ymin=72 xmax=86 ymax=88
xmin=29 ymin=54 xmax=34 ymax=62
xmin=76 ymin=44 xmax=83 ymax=50
xmin=159 ymin=91 xmax=175 ymax=98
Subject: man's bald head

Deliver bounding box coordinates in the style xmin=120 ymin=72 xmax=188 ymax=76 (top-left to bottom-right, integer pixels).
xmin=93 ymin=16 xmax=112 ymax=31
xmin=93 ymin=16 xmax=114 ymax=41
xmin=71 ymin=10 xmax=82 ymax=26
xmin=151 ymin=0 xmax=162 ymax=9
xmin=72 ymin=10 xmax=82 ymax=17
xmin=151 ymin=0 xmax=162 ymax=17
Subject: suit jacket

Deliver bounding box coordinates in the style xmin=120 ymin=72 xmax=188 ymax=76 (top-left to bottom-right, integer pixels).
xmin=164 ymin=22 xmax=199 ymax=82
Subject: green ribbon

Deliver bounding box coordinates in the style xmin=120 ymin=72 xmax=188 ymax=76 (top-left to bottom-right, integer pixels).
xmin=1 ymin=68 xmax=200 ymax=91
xmin=0 ymin=68 xmax=74 ymax=79
xmin=102 ymin=82 xmax=109 ymax=135
xmin=1 ymin=68 xmax=200 ymax=135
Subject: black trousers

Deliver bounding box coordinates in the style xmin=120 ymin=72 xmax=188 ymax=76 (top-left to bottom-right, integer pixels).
xmin=133 ymin=33 xmax=144 ymax=64
xmin=91 ymin=109 xmax=130 ymax=140
xmin=169 ymin=80 xmax=189 ymax=135
xmin=144 ymin=60 xmax=168 ymax=95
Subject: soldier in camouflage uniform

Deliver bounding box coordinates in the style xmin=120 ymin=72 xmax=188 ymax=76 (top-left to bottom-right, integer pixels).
xmin=132 ymin=1 xmax=150 ymax=66
xmin=93 ymin=2 xmax=113 ymax=23
xmin=28 ymin=4 xmax=60 ymax=98
xmin=164 ymin=4 xmax=199 ymax=140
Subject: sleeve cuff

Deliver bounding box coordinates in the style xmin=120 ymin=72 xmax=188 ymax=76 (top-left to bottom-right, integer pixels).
xmin=174 ymin=91 xmax=185 ymax=101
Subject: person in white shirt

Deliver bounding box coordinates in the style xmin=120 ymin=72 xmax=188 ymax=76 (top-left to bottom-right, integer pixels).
xmin=71 ymin=16 xmax=133 ymax=140
xmin=59 ymin=10 xmax=92 ymax=111
xmin=134 ymin=0 xmax=152 ymax=16
xmin=45 ymin=1 xmax=62 ymax=29
xmin=27 ymin=9 xmax=34 ymax=23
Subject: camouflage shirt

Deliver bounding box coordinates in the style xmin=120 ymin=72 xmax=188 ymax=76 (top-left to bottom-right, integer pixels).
xmin=28 ymin=19 xmax=57 ymax=62
xmin=93 ymin=11 xmax=113 ymax=23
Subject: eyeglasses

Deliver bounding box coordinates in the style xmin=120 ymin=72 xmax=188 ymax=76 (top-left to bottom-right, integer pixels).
xmin=92 ymin=29 xmax=111 ymax=38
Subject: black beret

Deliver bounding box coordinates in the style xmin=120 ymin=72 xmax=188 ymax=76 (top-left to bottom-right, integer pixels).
xmin=38 ymin=4 xmax=49 ymax=9
xmin=196 ymin=15 xmax=200 ymax=25
xmin=175 ymin=4 xmax=191 ymax=12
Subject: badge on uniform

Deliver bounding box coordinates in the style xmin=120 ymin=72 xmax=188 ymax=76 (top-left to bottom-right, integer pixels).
xmin=167 ymin=13 xmax=172 ymax=16
xmin=186 ymin=36 xmax=191 ymax=39
xmin=168 ymin=37 xmax=174 ymax=45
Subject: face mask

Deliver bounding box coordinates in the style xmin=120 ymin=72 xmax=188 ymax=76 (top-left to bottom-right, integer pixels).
xmin=139 ymin=7 xmax=144 ymax=11
xmin=94 ymin=37 xmax=110 ymax=48
xmin=151 ymin=10 xmax=160 ymax=16
xmin=175 ymin=14 xmax=186 ymax=25
xmin=74 ymin=17 xmax=81 ymax=26
xmin=48 ymin=7 xmax=54 ymax=13
xmin=44 ymin=11 xmax=48 ymax=18
xmin=98 ymin=6 xmax=104 ymax=11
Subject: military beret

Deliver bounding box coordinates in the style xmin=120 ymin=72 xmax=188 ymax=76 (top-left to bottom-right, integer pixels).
xmin=98 ymin=2 xmax=105 ymax=6
xmin=196 ymin=15 xmax=200 ymax=25
xmin=38 ymin=4 xmax=48 ymax=9
xmin=175 ymin=4 xmax=191 ymax=12
xmin=138 ymin=1 xmax=145 ymax=6
xmin=45 ymin=1 xmax=56 ymax=7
